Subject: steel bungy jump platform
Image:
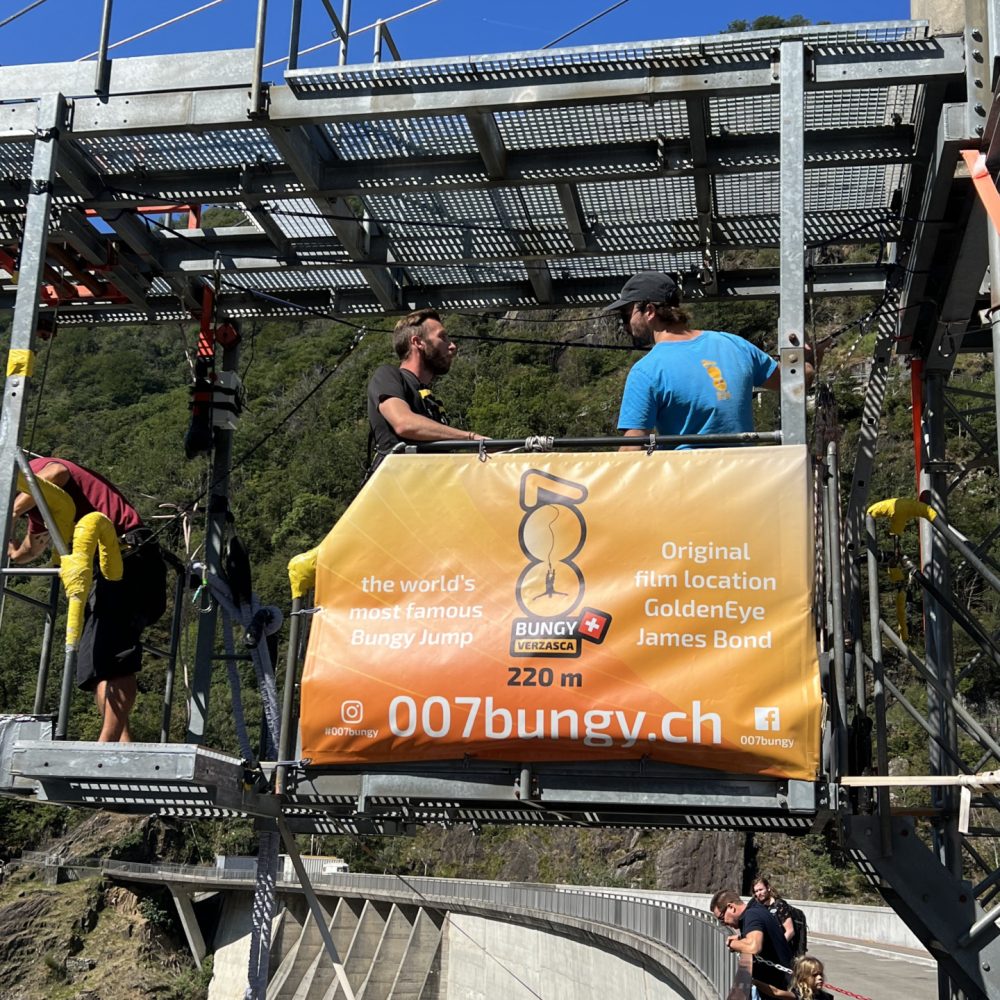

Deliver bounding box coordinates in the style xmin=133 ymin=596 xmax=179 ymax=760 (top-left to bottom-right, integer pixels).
xmin=0 ymin=2 xmax=1000 ymax=998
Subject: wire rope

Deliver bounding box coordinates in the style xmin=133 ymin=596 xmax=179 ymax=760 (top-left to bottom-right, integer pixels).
xmin=0 ymin=0 xmax=47 ymax=31
xmin=264 ymin=0 xmax=442 ymax=69
xmin=542 ymin=0 xmax=630 ymax=49
xmin=76 ymin=0 xmax=227 ymax=61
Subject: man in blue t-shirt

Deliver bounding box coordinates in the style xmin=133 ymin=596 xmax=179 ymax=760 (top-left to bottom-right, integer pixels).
xmin=710 ymin=888 xmax=794 ymax=996
xmin=607 ymin=271 xmax=813 ymax=448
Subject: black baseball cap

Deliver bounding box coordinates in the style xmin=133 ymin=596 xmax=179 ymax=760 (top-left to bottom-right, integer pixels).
xmin=603 ymin=271 xmax=680 ymax=312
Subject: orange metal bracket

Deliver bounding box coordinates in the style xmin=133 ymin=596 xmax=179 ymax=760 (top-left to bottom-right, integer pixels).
xmin=962 ymin=149 xmax=1000 ymax=235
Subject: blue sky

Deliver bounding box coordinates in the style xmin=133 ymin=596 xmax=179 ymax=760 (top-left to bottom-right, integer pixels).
xmin=1 ymin=0 xmax=912 ymax=69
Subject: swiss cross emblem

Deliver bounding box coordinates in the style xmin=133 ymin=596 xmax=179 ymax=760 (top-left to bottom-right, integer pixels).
xmin=575 ymin=607 xmax=612 ymax=644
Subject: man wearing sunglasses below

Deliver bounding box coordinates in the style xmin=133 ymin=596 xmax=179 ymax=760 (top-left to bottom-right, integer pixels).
xmin=606 ymin=271 xmax=814 ymax=449
xmin=710 ymin=888 xmax=794 ymax=998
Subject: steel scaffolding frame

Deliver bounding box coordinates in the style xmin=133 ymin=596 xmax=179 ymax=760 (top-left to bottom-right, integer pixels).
xmin=1 ymin=3 xmax=1000 ymax=997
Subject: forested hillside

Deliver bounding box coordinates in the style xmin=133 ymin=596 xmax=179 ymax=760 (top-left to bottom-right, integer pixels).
xmin=0 ymin=280 xmax=997 ymax=913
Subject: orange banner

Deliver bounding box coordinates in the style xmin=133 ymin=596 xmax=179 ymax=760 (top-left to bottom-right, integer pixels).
xmin=300 ymin=447 xmax=821 ymax=779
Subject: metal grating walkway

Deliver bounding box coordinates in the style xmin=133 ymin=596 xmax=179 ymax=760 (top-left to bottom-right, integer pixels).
xmin=0 ymin=20 xmax=964 ymax=324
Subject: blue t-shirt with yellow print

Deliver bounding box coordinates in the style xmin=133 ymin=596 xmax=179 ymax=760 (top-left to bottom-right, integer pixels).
xmin=617 ymin=330 xmax=777 ymax=442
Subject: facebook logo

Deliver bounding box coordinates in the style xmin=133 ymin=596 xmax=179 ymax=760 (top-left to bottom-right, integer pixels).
xmin=754 ymin=707 xmax=780 ymax=731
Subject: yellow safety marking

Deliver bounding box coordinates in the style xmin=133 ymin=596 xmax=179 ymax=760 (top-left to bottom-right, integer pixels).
xmin=6 ymin=349 xmax=35 ymax=377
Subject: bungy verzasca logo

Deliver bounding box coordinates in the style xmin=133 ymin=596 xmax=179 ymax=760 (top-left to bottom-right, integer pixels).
xmin=509 ymin=469 xmax=613 ymax=658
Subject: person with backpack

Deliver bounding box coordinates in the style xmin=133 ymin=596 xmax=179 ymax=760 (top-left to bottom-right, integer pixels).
xmin=753 ymin=875 xmax=807 ymax=956
xmin=366 ymin=308 xmax=487 ymax=477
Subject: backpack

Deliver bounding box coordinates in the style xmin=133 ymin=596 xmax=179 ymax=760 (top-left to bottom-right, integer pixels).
xmin=787 ymin=903 xmax=808 ymax=956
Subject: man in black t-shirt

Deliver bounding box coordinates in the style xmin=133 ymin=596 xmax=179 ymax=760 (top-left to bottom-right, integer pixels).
xmin=366 ymin=308 xmax=487 ymax=476
xmin=710 ymin=888 xmax=794 ymax=996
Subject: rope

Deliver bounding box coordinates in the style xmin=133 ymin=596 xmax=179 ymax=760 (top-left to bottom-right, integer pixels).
xmin=524 ymin=435 xmax=555 ymax=451
xmin=750 ymin=955 xmax=875 ymax=1000
xmin=824 ymin=985 xmax=876 ymax=1000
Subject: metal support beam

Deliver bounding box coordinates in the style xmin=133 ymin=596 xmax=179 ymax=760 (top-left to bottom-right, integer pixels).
xmin=864 ymin=515 xmax=893 ymax=854
xmin=0 ymin=94 xmax=62 ymax=566
xmin=919 ymin=371 xmax=961 ymax=884
xmin=847 ymin=816 xmax=1000 ymax=1000
xmin=465 ymin=110 xmax=507 ymax=180
xmin=921 ymin=202 xmax=988 ymax=373
xmin=778 ymin=39 xmax=807 ymax=445
xmin=186 ymin=337 xmax=240 ymax=744
xmin=33 ymin=577 xmax=60 ymax=715
xmin=487 ymin=190 xmax=555 ymax=305
xmin=966 ymin=2 xmax=991 ymax=141
xmin=555 ymin=183 xmax=593 ymax=252
xmin=54 ymin=211 xmax=107 ymax=266
xmin=169 ymin=886 xmax=206 ymax=968
xmin=277 ymin=817 xmax=357 ymax=1000
xmin=685 ymin=96 xmax=717 ymax=295
xmin=844 ymin=278 xmax=902 ymax=652
xmin=4 ymin=130 xmax=920 ymax=212
xmin=825 ymin=442 xmax=848 ymax=781
xmin=267 ymin=125 xmax=402 ymax=311
xmin=898 ymin=103 xmax=967 ymax=352
xmin=991 ymin=222 xmax=1000 ymax=478
xmin=55 ymin=142 xmax=197 ymax=312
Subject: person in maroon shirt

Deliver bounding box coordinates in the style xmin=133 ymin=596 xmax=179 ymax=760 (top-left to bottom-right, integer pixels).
xmin=9 ymin=457 xmax=166 ymax=742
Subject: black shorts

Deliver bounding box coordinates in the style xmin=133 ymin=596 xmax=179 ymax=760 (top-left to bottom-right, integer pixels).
xmin=76 ymin=531 xmax=167 ymax=691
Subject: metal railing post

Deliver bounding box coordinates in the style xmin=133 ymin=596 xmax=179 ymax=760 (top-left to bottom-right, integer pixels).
xmin=865 ymin=515 xmax=892 ymax=854
xmin=338 ymin=0 xmax=352 ymax=65
xmin=275 ymin=595 xmax=304 ymax=794
xmin=287 ymin=0 xmax=302 ymax=71
xmin=160 ymin=565 xmax=187 ymax=742
xmin=94 ymin=0 xmax=114 ymax=94
xmin=250 ymin=0 xmax=269 ymax=116
xmin=778 ymin=39 xmax=807 ymax=445
xmin=33 ymin=575 xmax=60 ymax=714
xmin=826 ymin=442 xmax=848 ymax=781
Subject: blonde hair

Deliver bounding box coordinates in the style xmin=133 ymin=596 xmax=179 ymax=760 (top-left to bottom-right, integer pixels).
xmin=793 ymin=956 xmax=824 ymax=999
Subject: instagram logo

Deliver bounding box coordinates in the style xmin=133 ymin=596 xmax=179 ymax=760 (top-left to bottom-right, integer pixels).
xmin=754 ymin=707 xmax=780 ymax=731
xmin=341 ymin=700 xmax=364 ymax=724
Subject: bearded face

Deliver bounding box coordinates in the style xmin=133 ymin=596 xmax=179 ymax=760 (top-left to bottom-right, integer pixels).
xmin=418 ymin=321 xmax=456 ymax=375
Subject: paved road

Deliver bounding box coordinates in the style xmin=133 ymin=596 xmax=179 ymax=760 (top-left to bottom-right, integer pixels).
xmin=810 ymin=934 xmax=938 ymax=1000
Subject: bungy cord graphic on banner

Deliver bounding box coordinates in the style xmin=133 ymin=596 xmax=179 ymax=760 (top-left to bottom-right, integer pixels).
xmin=300 ymin=446 xmax=821 ymax=779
